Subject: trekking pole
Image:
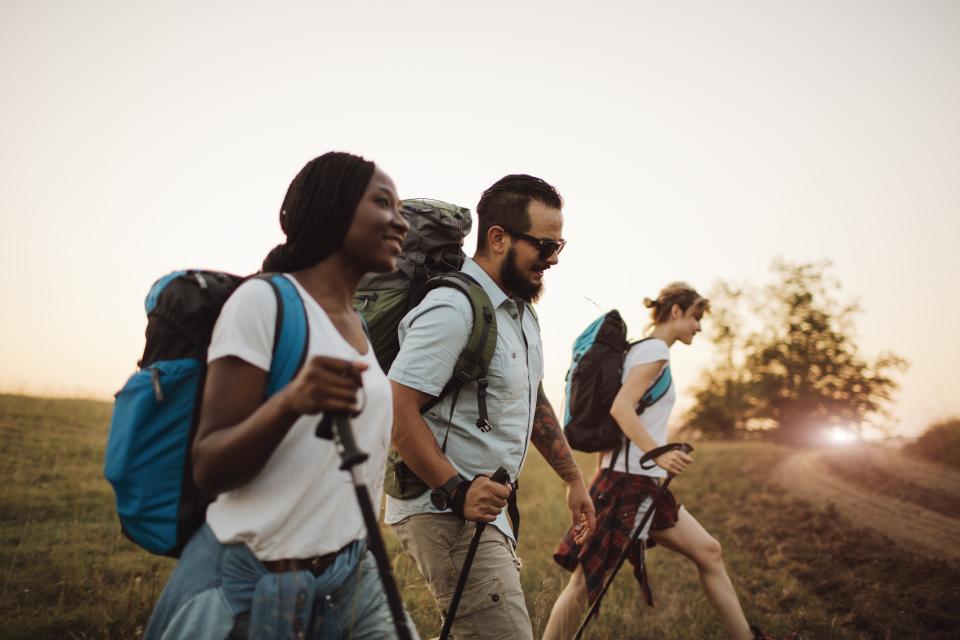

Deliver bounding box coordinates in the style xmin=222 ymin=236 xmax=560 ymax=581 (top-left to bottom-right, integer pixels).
xmin=573 ymin=443 xmax=694 ymax=640
xmin=317 ymin=413 xmax=414 ymax=640
xmin=438 ymin=466 xmax=510 ymax=640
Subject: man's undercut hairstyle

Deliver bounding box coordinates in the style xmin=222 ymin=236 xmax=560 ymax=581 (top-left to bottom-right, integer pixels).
xmin=476 ymin=174 xmax=563 ymax=254
xmin=262 ymin=151 xmax=376 ymax=273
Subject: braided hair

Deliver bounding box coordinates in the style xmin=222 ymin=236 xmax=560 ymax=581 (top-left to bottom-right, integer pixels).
xmin=262 ymin=152 xmax=376 ymax=273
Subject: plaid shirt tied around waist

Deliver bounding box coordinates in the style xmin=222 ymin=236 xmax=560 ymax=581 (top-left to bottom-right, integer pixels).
xmin=553 ymin=468 xmax=680 ymax=609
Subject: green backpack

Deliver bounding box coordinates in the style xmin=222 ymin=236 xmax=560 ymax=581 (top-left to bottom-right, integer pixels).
xmin=354 ymin=199 xmax=498 ymax=499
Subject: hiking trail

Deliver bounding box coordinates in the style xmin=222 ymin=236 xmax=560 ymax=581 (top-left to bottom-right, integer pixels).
xmin=770 ymin=444 xmax=960 ymax=562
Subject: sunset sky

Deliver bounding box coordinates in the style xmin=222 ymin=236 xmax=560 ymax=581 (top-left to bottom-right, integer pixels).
xmin=2 ymin=0 xmax=958 ymax=438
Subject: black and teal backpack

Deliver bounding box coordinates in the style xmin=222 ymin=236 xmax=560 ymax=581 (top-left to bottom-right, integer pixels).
xmin=104 ymin=271 xmax=308 ymax=556
xmin=353 ymin=199 xmax=499 ymax=499
xmin=563 ymin=310 xmax=672 ymax=455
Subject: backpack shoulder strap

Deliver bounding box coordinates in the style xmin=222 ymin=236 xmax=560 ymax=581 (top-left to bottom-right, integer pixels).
xmin=642 ymin=364 xmax=672 ymax=408
xmin=625 ymin=337 xmax=672 ymax=410
xmin=416 ymin=271 xmax=499 ymax=450
xmin=421 ymin=271 xmax=498 ymax=401
xmin=255 ymin=273 xmax=310 ymax=397
xmin=420 ymin=271 xmax=497 ymax=421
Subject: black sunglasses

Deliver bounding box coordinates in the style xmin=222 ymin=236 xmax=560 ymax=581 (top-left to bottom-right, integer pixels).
xmin=500 ymin=227 xmax=567 ymax=260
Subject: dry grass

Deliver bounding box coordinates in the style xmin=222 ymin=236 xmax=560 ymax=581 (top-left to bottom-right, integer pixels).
xmin=2 ymin=394 xmax=959 ymax=639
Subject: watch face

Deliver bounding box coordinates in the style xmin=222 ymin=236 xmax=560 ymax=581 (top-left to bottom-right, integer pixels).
xmin=430 ymin=489 xmax=448 ymax=511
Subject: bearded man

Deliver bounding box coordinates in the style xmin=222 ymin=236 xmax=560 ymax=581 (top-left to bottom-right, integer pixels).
xmin=386 ymin=174 xmax=596 ymax=639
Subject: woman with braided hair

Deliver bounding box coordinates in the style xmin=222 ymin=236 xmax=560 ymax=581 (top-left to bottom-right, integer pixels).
xmin=145 ymin=152 xmax=419 ymax=639
xmin=544 ymin=283 xmax=793 ymax=640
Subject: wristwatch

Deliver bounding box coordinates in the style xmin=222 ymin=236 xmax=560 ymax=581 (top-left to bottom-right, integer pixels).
xmin=430 ymin=474 xmax=465 ymax=511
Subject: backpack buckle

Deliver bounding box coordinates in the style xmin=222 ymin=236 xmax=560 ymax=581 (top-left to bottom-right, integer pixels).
xmin=151 ymin=368 xmax=164 ymax=402
xmin=475 ymin=377 xmax=492 ymax=432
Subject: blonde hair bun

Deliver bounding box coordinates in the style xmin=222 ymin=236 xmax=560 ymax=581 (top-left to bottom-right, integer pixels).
xmin=646 ymin=282 xmax=710 ymax=325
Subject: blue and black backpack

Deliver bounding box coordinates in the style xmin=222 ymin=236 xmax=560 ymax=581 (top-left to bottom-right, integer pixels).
xmin=562 ymin=310 xmax=672 ymax=456
xmin=104 ymin=270 xmax=308 ymax=557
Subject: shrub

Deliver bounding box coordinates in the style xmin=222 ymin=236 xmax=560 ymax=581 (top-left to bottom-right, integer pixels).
xmin=904 ymin=418 xmax=960 ymax=469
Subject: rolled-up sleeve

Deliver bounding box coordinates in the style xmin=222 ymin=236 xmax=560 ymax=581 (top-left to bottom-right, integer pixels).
xmin=388 ymin=290 xmax=471 ymax=397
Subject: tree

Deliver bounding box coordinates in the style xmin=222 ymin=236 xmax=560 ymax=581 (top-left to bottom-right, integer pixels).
xmin=681 ymin=281 xmax=754 ymax=439
xmin=682 ymin=260 xmax=907 ymax=444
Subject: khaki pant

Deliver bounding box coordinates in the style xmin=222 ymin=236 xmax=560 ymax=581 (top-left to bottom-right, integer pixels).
xmin=392 ymin=513 xmax=533 ymax=640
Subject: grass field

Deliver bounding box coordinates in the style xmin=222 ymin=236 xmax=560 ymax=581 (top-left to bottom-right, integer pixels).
xmin=2 ymin=393 xmax=959 ymax=639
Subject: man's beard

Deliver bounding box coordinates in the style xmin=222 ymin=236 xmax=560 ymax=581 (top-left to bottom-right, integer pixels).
xmin=501 ymin=247 xmax=544 ymax=303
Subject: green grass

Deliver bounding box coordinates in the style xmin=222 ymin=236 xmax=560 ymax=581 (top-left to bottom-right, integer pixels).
xmin=2 ymin=394 xmax=959 ymax=639
xmin=0 ymin=394 xmax=174 ymax=639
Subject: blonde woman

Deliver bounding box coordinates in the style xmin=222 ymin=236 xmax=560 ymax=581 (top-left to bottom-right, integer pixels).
xmin=545 ymin=283 xmax=783 ymax=640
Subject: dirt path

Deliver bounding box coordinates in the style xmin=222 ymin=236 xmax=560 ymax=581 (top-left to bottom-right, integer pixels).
xmin=770 ymin=446 xmax=960 ymax=562
xmin=860 ymin=447 xmax=960 ymax=495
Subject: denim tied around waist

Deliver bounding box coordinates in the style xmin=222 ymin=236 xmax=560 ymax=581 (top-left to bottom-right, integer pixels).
xmin=246 ymin=540 xmax=364 ymax=639
xmin=146 ymin=524 xmax=365 ymax=640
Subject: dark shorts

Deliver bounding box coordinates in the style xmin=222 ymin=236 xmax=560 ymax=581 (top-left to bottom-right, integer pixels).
xmin=553 ymin=468 xmax=681 ymax=607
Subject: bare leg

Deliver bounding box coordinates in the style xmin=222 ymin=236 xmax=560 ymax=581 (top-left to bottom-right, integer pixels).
xmin=651 ymin=506 xmax=753 ymax=640
xmin=542 ymin=565 xmax=590 ymax=640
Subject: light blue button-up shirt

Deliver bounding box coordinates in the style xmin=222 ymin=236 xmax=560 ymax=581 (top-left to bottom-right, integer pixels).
xmin=384 ymin=258 xmax=544 ymax=542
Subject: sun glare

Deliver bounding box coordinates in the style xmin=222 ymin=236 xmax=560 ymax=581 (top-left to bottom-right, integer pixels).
xmin=826 ymin=426 xmax=859 ymax=445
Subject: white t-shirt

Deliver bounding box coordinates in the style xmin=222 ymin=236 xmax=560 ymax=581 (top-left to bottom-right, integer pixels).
xmin=600 ymin=338 xmax=674 ymax=478
xmin=203 ymin=275 xmax=391 ymax=560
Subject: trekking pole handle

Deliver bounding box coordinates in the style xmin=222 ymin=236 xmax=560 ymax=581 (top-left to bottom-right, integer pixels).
xmin=316 ymin=412 xmax=369 ymax=472
xmin=639 ymin=442 xmax=694 ymax=472
xmin=489 ymin=466 xmax=510 ymax=485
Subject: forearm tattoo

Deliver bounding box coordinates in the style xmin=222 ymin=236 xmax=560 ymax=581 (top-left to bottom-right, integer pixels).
xmin=531 ymin=386 xmax=581 ymax=483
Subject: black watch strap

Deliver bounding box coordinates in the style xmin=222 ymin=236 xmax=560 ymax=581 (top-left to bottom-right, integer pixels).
xmin=451 ymin=478 xmax=473 ymax=519
xmin=438 ymin=474 xmax=464 ymax=500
